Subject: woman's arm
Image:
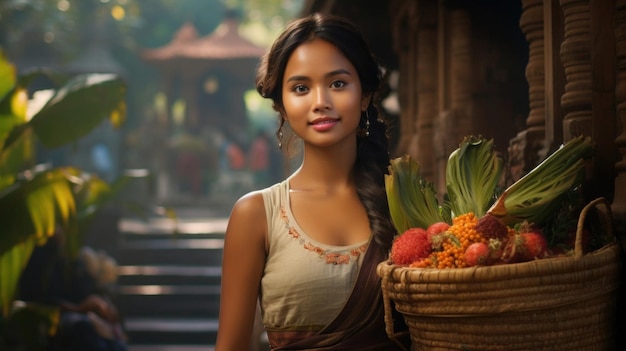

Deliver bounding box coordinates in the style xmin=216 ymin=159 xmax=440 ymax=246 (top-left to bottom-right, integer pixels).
xmin=215 ymin=191 xmax=268 ymax=351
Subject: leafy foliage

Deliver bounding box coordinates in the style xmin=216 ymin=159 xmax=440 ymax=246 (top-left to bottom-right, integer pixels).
xmin=446 ymin=136 xmax=503 ymax=218
xmin=0 ymin=52 xmax=127 ymax=319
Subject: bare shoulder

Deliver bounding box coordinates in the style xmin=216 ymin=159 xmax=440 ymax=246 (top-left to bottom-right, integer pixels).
xmin=229 ymin=189 xmax=266 ymax=221
xmin=225 ymin=190 xmax=268 ymax=245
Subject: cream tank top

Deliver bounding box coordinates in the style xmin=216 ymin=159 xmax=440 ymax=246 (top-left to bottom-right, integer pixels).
xmin=260 ymin=180 xmax=369 ymax=331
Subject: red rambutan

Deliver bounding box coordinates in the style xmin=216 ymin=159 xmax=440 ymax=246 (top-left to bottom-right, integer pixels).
xmin=390 ymin=228 xmax=431 ymax=265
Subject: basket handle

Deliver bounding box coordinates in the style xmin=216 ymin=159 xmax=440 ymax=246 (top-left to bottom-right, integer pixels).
xmin=381 ymin=268 xmax=396 ymax=339
xmin=380 ymin=265 xmax=411 ymax=351
xmin=575 ymin=197 xmax=613 ymax=258
xmin=379 ymin=264 xmax=411 ymax=351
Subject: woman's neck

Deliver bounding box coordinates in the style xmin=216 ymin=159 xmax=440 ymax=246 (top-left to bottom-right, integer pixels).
xmin=290 ymin=143 xmax=357 ymax=192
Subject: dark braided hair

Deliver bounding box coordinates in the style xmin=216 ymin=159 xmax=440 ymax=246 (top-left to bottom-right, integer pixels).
xmin=256 ymin=13 xmax=396 ymax=252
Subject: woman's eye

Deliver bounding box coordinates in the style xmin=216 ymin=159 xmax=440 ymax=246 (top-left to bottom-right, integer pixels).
xmin=330 ymin=80 xmax=346 ymax=89
xmin=292 ymin=84 xmax=308 ymax=93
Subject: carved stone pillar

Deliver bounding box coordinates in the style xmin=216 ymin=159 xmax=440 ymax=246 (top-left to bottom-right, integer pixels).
xmin=508 ymin=0 xmax=545 ymax=184
xmin=412 ymin=1 xmax=438 ymax=181
xmin=448 ymin=8 xmax=473 ymax=141
xmin=613 ymin=0 xmax=626 ymax=245
xmin=433 ymin=4 xmax=473 ymax=195
xmin=590 ymin=0 xmax=617 ymax=203
xmin=390 ymin=0 xmax=418 ymax=158
xmin=560 ymin=0 xmax=592 ymax=139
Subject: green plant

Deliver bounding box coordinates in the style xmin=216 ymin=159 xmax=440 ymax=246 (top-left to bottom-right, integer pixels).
xmin=0 ymin=50 xmax=131 ymax=349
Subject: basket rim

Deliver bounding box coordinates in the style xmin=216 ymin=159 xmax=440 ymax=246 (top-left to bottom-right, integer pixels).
xmin=377 ymin=241 xmax=620 ymax=283
xmin=378 ymin=197 xmax=620 ymax=283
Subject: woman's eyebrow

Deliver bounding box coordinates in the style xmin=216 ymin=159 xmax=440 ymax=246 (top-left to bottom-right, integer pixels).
xmin=285 ymin=69 xmax=352 ymax=83
xmin=325 ymin=69 xmax=352 ymax=78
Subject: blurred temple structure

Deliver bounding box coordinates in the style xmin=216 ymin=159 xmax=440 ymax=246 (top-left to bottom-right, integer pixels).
xmin=140 ymin=10 xmax=267 ymax=203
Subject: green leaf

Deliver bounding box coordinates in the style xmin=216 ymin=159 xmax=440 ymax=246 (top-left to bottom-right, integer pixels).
xmin=446 ymin=136 xmax=503 ymax=218
xmin=0 ymin=52 xmax=16 ymax=103
xmin=0 ymin=239 xmax=35 ymax=316
xmin=488 ymin=135 xmax=595 ymax=226
xmin=0 ymin=127 xmax=35 ymax=185
xmin=0 ymin=87 xmax=29 ymax=152
xmin=24 ymin=73 xmax=126 ymax=149
xmin=31 ymin=74 xmax=126 ymax=148
xmin=385 ymin=155 xmax=447 ymax=233
xmin=0 ymin=168 xmax=76 ymax=256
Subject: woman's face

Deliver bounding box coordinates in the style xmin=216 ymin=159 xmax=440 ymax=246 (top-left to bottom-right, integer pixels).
xmin=281 ymin=38 xmax=368 ymax=148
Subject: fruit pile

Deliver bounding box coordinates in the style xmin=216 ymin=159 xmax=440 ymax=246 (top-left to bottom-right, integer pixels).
xmin=391 ymin=217 xmax=552 ymax=268
xmin=386 ymin=135 xmax=596 ymax=268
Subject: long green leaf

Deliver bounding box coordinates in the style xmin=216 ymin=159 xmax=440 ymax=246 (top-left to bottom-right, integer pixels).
xmin=488 ymin=135 xmax=594 ymax=225
xmin=0 ymin=51 xmax=16 ymax=103
xmin=0 ymin=168 xmax=76 ymax=256
xmin=385 ymin=155 xmax=447 ymax=233
xmin=0 ymin=86 xmax=33 ymax=189
xmin=445 ymin=136 xmax=503 ymax=218
xmin=32 ymin=74 xmax=127 ymax=148
xmin=0 ymin=239 xmax=35 ymax=316
xmin=2 ymin=73 xmax=127 ymax=151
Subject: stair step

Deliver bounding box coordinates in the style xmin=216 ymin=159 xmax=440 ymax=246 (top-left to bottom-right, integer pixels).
xmin=121 ymin=238 xmax=224 ymax=250
xmin=123 ymin=231 xmax=224 ymax=241
xmin=125 ymin=317 xmax=219 ymax=332
xmin=119 ymin=284 xmax=221 ymax=295
xmin=116 ymin=206 xmax=231 ymax=347
xmin=117 ymin=240 xmax=223 ymax=266
xmin=129 ymin=346 xmax=214 ymax=351
xmin=118 ymin=265 xmax=221 ymax=276
xmin=119 ymin=216 xmax=228 ymax=236
xmin=117 ymin=265 xmax=221 ymax=285
xmin=124 ymin=317 xmax=218 ymax=345
xmin=118 ymin=284 xmax=220 ymax=317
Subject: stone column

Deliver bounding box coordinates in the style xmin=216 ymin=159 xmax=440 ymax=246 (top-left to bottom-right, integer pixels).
xmin=590 ymin=0 xmax=617 ymax=203
xmin=448 ymin=8 xmax=473 ymax=142
xmin=614 ymin=4 xmax=626 ymax=346
xmin=613 ymin=0 xmax=626 ymax=245
xmin=433 ymin=4 xmax=473 ymax=195
xmin=412 ymin=0 xmax=439 ymax=181
xmin=508 ymin=0 xmax=545 ymax=183
xmin=560 ymin=0 xmax=592 ymax=139
xmin=390 ymin=0 xmax=418 ymax=157
xmin=542 ymin=0 xmax=565 ymax=156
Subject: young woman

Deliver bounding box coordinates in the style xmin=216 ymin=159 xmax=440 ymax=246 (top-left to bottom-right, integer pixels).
xmin=216 ymin=13 xmax=410 ymax=351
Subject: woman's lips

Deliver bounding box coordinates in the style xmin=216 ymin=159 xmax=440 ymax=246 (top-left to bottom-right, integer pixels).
xmin=310 ymin=117 xmax=339 ymax=132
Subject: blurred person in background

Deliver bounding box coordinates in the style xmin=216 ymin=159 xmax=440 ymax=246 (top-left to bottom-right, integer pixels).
xmin=248 ymin=130 xmax=271 ymax=188
xmin=18 ymin=229 xmax=128 ymax=351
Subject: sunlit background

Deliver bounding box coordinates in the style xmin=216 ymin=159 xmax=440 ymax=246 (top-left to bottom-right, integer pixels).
xmin=0 ymin=0 xmax=306 ymax=203
xmin=1 ymin=2 xmax=309 ymax=350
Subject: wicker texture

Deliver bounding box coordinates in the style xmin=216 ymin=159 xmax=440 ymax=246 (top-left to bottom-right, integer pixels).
xmin=377 ymin=198 xmax=622 ymax=351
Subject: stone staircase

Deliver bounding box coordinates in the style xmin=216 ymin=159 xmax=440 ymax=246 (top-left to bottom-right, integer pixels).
xmin=114 ymin=206 xmax=230 ymax=351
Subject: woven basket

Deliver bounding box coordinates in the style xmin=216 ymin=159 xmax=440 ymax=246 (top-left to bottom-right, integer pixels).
xmin=377 ymin=197 xmax=622 ymax=351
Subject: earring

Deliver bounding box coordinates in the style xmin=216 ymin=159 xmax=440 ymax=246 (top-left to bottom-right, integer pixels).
xmin=358 ymin=111 xmax=370 ymax=138
xmin=277 ymin=128 xmax=284 ymax=149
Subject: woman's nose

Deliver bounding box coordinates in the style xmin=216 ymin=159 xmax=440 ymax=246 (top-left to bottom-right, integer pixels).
xmin=313 ymin=88 xmax=331 ymax=112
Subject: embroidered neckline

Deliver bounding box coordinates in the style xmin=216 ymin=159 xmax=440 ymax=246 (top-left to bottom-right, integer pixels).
xmin=279 ymin=206 xmax=368 ymax=265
